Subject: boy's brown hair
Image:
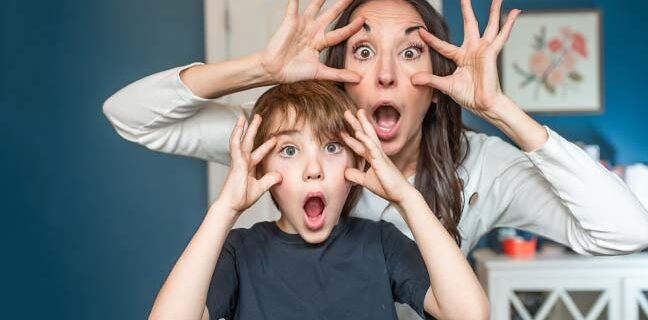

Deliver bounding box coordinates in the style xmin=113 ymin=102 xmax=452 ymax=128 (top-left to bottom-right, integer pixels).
xmin=251 ymin=80 xmax=362 ymax=217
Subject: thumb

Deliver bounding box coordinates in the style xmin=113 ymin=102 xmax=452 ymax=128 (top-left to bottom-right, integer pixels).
xmin=411 ymin=72 xmax=451 ymax=95
xmin=345 ymin=168 xmax=365 ymax=186
xmin=315 ymin=65 xmax=361 ymax=83
xmin=258 ymin=172 xmax=283 ymax=192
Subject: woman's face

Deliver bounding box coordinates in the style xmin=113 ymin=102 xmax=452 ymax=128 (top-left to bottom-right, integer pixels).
xmin=344 ymin=0 xmax=434 ymax=158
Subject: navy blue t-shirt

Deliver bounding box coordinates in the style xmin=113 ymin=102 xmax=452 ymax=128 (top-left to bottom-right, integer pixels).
xmin=206 ymin=216 xmax=435 ymax=320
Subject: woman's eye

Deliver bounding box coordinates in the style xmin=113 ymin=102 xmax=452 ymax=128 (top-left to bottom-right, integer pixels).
xmin=401 ymin=47 xmax=422 ymax=60
xmin=353 ymin=45 xmax=374 ymax=60
xmin=279 ymin=146 xmax=297 ymax=157
xmin=324 ymin=142 xmax=342 ymax=154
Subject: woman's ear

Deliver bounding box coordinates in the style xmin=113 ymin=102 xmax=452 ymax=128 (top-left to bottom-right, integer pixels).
xmin=431 ymin=89 xmax=439 ymax=103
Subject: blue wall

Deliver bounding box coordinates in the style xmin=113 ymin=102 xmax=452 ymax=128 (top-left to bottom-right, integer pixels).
xmin=444 ymin=0 xmax=648 ymax=164
xmin=2 ymin=0 xmax=207 ymax=318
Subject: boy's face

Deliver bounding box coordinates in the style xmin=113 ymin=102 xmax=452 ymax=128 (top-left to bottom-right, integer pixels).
xmin=261 ymin=117 xmax=356 ymax=244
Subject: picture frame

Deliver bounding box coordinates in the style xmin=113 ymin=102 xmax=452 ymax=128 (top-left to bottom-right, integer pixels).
xmin=500 ymin=9 xmax=603 ymax=114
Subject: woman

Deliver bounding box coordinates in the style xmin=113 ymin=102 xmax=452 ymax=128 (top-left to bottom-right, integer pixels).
xmin=103 ymin=0 xmax=648 ymax=317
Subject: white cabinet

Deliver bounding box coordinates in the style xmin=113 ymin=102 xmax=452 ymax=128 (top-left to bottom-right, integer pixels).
xmin=473 ymin=249 xmax=648 ymax=320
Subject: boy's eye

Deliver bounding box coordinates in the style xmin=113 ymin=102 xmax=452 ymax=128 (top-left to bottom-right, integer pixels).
xmin=279 ymin=145 xmax=297 ymax=157
xmin=352 ymin=44 xmax=374 ymax=60
xmin=324 ymin=142 xmax=342 ymax=154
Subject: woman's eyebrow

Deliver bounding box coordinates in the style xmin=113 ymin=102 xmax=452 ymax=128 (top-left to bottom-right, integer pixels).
xmin=361 ymin=23 xmax=425 ymax=35
xmin=405 ymin=25 xmax=425 ymax=34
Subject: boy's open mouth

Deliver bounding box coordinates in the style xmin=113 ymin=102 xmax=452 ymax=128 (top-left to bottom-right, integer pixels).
xmin=303 ymin=192 xmax=326 ymax=231
xmin=370 ymin=101 xmax=401 ymax=141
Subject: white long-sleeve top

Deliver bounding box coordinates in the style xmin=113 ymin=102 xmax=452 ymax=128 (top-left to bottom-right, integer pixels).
xmin=103 ymin=63 xmax=648 ymax=256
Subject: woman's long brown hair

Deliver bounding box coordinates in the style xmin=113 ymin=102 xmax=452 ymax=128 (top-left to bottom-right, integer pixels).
xmin=325 ymin=0 xmax=472 ymax=246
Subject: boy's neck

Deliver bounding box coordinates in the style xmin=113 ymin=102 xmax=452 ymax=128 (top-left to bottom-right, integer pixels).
xmin=274 ymin=214 xmax=344 ymax=235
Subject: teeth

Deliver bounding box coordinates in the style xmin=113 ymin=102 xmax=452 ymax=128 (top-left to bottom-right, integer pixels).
xmin=377 ymin=126 xmax=392 ymax=132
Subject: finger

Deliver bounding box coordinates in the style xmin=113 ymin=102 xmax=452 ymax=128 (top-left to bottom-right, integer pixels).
xmin=314 ymin=65 xmax=361 ymax=83
xmin=250 ymin=136 xmax=277 ymax=167
xmin=411 ymin=71 xmax=452 ymax=96
xmin=418 ymin=29 xmax=459 ymax=61
xmin=357 ymin=158 xmax=367 ymax=172
xmin=356 ymin=109 xmax=380 ymax=145
xmin=460 ymin=0 xmax=480 ymax=43
xmin=323 ymin=16 xmax=364 ymax=47
xmin=285 ymin=0 xmax=298 ymax=18
xmin=229 ymin=115 xmax=246 ymax=161
xmin=343 ymin=110 xmax=364 ymax=133
xmin=483 ymin=0 xmax=503 ymax=41
xmin=353 ymin=129 xmax=383 ymax=162
xmin=340 ymin=132 xmax=367 ymax=157
xmin=344 ymin=167 xmax=366 ymax=186
xmin=242 ymin=114 xmax=261 ymax=153
xmin=303 ymin=0 xmax=326 ymax=19
xmin=257 ymin=172 xmax=283 ymax=192
xmin=492 ymin=9 xmax=521 ymax=51
xmin=316 ymin=0 xmax=353 ymax=27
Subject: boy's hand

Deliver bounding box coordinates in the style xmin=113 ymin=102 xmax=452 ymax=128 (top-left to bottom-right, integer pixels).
xmin=217 ymin=114 xmax=282 ymax=215
xmin=341 ymin=110 xmax=417 ymax=206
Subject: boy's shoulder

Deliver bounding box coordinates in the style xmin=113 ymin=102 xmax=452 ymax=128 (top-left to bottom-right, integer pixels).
xmin=226 ymin=221 xmax=275 ymax=245
xmin=347 ymin=216 xmax=398 ymax=228
xmin=346 ymin=216 xmax=384 ymax=228
xmin=345 ymin=217 xmax=401 ymax=239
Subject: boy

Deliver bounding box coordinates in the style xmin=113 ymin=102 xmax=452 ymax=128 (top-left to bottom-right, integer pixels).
xmin=148 ymin=81 xmax=488 ymax=320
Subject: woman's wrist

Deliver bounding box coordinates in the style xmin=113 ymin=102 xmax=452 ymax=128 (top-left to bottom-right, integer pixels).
xmin=179 ymin=53 xmax=277 ymax=99
xmin=480 ymin=94 xmax=516 ymax=124
xmin=250 ymin=51 xmax=278 ymax=86
xmin=481 ymin=94 xmax=549 ymax=153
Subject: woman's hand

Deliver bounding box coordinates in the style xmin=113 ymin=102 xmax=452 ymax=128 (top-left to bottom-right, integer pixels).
xmin=217 ymin=114 xmax=282 ymax=214
xmin=411 ymin=0 xmax=521 ymax=118
xmin=341 ymin=110 xmax=418 ymax=206
xmin=260 ymin=0 xmax=364 ymax=84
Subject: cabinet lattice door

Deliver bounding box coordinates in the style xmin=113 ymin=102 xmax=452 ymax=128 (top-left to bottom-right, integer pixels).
xmin=474 ymin=249 xmax=648 ymax=320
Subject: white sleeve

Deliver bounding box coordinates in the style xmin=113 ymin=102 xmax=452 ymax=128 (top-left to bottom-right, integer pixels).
xmin=102 ymin=62 xmax=254 ymax=165
xmin=488 ymin=126 xmax=648 ymax=255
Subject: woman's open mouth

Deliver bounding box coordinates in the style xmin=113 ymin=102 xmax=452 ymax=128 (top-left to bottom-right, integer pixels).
xmin=370 ymin=101 xmax=401 ymax=141
xmin=303 ymin=192 xmax=326 ymax=230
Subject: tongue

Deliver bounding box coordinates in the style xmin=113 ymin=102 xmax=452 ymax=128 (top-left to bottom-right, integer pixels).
xmin=304 ymin=197 xmax=324 ymax=217
xmin=375 ymin=106 xmax=399 ymax=129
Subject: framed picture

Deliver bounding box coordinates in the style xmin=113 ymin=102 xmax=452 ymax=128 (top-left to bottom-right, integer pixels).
xmin=500 ymin=9 xmax=603 ymax=114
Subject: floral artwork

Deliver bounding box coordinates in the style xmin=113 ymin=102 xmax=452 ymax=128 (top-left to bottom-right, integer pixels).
xmin=501 ymin=10 xmax=602 ymax=113
xmin=514 ymin=26 xmax=587 ymax=97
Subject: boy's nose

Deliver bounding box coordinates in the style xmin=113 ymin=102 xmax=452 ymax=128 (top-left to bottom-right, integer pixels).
xmin=303 ymin=158 xmax=324 ymax=181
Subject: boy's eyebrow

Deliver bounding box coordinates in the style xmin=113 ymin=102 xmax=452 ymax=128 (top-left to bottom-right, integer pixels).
xmin=269 ymin=129 xmax=301 ymax=138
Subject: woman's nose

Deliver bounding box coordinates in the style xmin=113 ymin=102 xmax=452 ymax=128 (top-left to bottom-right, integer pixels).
xmin=376 ymin=56 xmax=397 ymax=88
